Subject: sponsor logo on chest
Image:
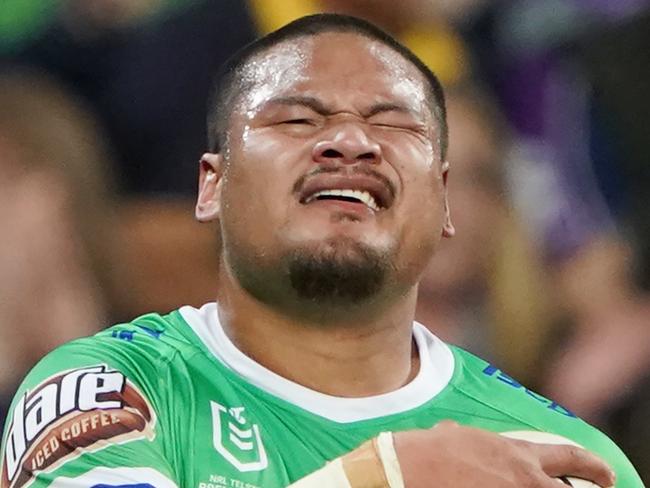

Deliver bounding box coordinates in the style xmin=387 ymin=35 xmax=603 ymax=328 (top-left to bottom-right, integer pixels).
xmin=1 ymin=365 xmax=155 ymax=488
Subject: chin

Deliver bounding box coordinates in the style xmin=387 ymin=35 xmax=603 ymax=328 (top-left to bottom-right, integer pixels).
xmin=285 ymin=236 xmax=394 ymax=305
xmin=316 ymin=233 xmax=364 ymax=250
xmin=299 ymin=234 xmax=389 ymax=261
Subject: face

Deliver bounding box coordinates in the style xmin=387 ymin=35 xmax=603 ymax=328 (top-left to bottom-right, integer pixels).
xmin=197 ymin=32 xmax=453 ymax=310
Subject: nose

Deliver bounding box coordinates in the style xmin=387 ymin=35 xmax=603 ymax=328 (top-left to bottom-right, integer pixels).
xmin=312 ymin=123 xmax=381 ymax=165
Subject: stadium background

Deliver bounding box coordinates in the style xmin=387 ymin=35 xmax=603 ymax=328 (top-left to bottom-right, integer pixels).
xmin=0 ymin=0 xmax=648 ymax=483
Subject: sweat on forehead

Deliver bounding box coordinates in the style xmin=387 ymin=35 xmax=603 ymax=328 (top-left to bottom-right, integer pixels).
xmin=206 ymin=13 xmax=448 ymax=157
xmin=236 ymin=41 xmax=312 ymax=110
xmin=237 ymin=34 xmax=429 ymax=111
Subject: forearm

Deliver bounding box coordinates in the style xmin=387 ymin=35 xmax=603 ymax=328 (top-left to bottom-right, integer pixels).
xmin=289 ymin=433 xmax=404 ymax=488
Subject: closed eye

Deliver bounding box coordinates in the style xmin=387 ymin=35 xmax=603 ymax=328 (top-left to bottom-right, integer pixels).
xmin=372 ymin=122 xmax=405 ymax=129
xmin=368 ymin=112 xmax=427 ymax=134
xmin=282 ymin=119 xmax=315 ymax=125
xmin=372 ymin=122 xmax=429 ymax=135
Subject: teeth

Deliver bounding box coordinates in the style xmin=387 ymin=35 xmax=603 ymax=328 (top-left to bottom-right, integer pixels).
xmin=306 ymin=189 xmax=380 ymax=211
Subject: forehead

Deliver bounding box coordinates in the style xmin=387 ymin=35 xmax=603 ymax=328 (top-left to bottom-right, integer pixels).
xmin=238 ymin=32 xmax=430 ymax=112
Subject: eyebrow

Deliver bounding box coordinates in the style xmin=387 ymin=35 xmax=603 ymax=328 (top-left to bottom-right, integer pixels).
xmin=265 ymin=96 xmax=417 ymax=118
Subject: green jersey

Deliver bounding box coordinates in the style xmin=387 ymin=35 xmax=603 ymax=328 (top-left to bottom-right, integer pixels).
xmin=1 ymin=303 xmax=643 ymax=487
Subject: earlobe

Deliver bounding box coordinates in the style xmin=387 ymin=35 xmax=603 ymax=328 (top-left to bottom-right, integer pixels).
xmin=442 ymin=212 xmax=455 ymax=238
xmin=196 ymin=153 xmax=224 ymax=222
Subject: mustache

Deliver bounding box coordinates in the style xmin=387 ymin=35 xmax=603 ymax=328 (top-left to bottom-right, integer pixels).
xmin=292 ymin=165 xmax=396 ymax=200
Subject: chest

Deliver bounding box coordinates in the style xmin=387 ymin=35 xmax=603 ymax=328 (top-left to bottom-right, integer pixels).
xmin=172 ymin=376 xmax=526 ymax=488
xmin=172 ymin=356 xmax=577 ymax=487
xmin=178 ymin=382 xmax=364 ymax=488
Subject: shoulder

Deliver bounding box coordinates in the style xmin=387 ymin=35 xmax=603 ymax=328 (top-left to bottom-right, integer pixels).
xmin=448 ymin=346 xmax=579 ymax=419
xmin=41 ymin=308 xmax=196 ymax=373
xmin=1 ymin=309 xmax=196 ymax=439
xmin=447 ymin=346 xmax=644 ymax=486
xmin=9 ymin=309 xmax=201 ymax=410
xmin=0 ymin=310 xmax=196 ymax=487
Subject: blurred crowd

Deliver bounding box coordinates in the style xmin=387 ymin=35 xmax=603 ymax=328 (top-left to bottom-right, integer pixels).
xmin=0 ymin=0 xmax=649 ymax=482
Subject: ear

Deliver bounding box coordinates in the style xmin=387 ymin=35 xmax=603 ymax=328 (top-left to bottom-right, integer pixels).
xmin=196 ymin=152 xmax=224 ymax=222
xmin=441 ymin=160 xmax=455 ymax=238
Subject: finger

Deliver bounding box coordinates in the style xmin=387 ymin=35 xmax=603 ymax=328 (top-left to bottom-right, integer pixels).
xmin=537 ymin=444 xmax=616 ymax=487
xmin=517 ymin=470 xmax=582 ymax=488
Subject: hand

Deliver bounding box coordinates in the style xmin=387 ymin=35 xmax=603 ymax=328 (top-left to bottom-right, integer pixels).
xmin=393 ymin=421 xmax=615 ymax=487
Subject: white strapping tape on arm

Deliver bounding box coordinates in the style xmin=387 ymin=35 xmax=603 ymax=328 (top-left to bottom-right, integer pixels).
xmin=288 ymin=432 xmax=405 ymax=488
xmin=288 ymin=458 xmax=352 ymax=488
xmin=375 ymin=432 xmax=405 ymax=488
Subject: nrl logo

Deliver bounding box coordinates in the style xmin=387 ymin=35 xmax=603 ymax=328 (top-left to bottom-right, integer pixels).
xmin=210 ymin=401 xmax=267 ymax=472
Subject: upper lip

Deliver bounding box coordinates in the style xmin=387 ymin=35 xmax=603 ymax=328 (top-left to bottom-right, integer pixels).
xmin=296 ymin=170 xmax=396 ymax=210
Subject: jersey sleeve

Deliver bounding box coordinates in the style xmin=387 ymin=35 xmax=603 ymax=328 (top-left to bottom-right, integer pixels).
xmin=562 ymin=418 xmax=644 ymax=488
xmin=1 ymin=326 xmax=180 ymax=488
xmin=463 ymin=352 xmax=645 ymax=487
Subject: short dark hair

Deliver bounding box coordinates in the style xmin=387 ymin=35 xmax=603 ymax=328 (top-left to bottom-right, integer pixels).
xmin=206 ymin=13 xmax=448 ymax=158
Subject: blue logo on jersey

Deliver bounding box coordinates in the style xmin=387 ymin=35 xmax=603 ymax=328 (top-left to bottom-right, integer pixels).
xmin=111 ymin=330 xmax=136 ymax=341
xmin=482 ymin=364 xmax=577 ymax=418
xmin=109 ymin=324 xmax=163 ymax=342
xmin=46 ymin=467 xmax=176 ymax=488
xmin=134 ymin=324 xmax=163 ymax=339
xmin=91 ymin=485 xmax=156 ymax=488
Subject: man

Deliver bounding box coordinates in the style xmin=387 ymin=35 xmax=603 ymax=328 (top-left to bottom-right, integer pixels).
xmin=0 ymin=14 xmax=642 ymax=488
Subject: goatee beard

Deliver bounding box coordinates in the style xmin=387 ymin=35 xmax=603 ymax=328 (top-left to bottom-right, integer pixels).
xmin=287 ymin=237 xmax=389 ymax=305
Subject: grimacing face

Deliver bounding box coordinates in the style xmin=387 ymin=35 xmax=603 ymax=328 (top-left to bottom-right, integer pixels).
xmin=196 ymin=32 xmax=454 ymax=312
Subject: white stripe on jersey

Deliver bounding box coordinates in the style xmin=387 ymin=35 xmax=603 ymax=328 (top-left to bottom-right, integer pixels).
xmin=46 ymin=467 xmax=179 ymax=488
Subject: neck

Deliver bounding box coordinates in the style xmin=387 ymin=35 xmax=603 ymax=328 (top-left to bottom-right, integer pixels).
xmin=215 ymin=264 xmax=420 ymax=397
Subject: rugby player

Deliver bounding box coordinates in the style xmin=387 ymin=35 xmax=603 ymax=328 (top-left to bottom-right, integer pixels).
xmin=1 ymin=14 xmax=642 ymax=488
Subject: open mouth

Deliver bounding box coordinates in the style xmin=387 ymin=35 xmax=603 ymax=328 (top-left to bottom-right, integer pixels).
xmin=297 ymin=173 xmax=394 ymax=212
xmin=303 ymin=189 xmax=380 ymax=211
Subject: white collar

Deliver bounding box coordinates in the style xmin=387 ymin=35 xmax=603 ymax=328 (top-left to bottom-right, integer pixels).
xmin=179 ymin=302 xmax=454 ymax=423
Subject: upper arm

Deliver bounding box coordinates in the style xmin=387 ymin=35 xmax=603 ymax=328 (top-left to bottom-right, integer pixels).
xmin=1 ymin=339 xmax=179 ymax=488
